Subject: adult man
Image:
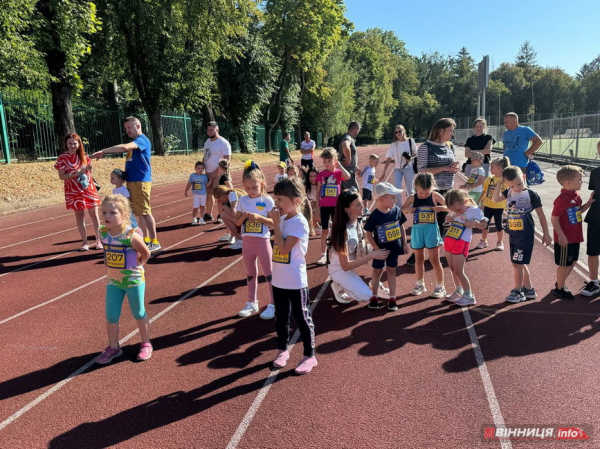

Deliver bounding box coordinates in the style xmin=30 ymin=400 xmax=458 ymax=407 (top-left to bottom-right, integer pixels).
xmin=502 ymin=112 xmax=543 ymax=172
xmin=203 ymin=121 xmax=232 ymax=221
xmin=300 ymin=131 xmax=316 ymax=169
xmin=279 ymin=132 xmax=294 ymax=166
xmin=339 ymin=121 xmax=361 ymax=190
xmin=92 ymin=116 xmax=161 ymax=252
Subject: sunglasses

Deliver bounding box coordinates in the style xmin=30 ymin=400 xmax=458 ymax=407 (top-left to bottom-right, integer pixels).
xmin=395 ymin=130 xmax=403 ymax=134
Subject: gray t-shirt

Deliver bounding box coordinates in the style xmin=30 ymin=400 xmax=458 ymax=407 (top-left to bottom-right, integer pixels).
xmin=339 ymin=134 xmax=357 ymax=171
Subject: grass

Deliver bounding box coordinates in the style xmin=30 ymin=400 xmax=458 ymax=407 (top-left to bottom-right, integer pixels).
xmin=496 ymin=137 xmax=600 ymax=160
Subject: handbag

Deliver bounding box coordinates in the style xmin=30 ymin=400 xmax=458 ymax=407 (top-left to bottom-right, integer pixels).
xmin=93 ymin=179 xmax=101 ymax=192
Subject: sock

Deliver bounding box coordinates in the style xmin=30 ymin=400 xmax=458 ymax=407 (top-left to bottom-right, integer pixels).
xmin=464 ymin=289 xmax=472 ymax=296
xmin=152 ymin=238 xmax=159 ymax=244
xmin=435 ymin=282 xmax=443 ymax=288
xmin=456 ymin=286 xmax=464 ymax=294
xmin=417 ymin=279 xmax=425 ymax=285
xmin=143 ymin=237 xmax=150 ymax=243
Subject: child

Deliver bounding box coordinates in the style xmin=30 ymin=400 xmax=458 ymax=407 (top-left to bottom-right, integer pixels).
xmin=364 ymin=182 xmax=409 ymax=311
xmin=268 ymin=177 xmax=317 ymax=374
xmin=358 ymin=154 xmax=379 ymax=215
xmin=401 ymin=173 xmax=446 ymax=298
xmin=492 ymin=166 xmax=552 ymax=303
xmin=286 ymin=165 xmax=299 ymax=178
xmin=214 ymin=185 xmax=246 ymax=250
xmin=110 ymin=168 xmax=138 ymax=229
xmin=184 ymin=161 xmax=212 ymax=225
xmin=315 ymin=148 xmax=351 ymax=265
xmin=476 ymin=156 xmax=510 ymax=250
xmin=551 ymin=165 xmax=594 ymax=299
xmin=461 ymin=151 xmax=485 ymax=203
xmin=95 ymin=194 xmax=152 ymax=364
xmin=274 ymin=162 xmax=288 ymax=183
xmin=442 ymin=190 xmax=488 ymax=306
xmin=582 ymin=141 xmax=600 ymax=297
xmin=216 ymin=159 xmax=234 ymax=224
xmin=304 ymin=166 xmax=321 ymax=232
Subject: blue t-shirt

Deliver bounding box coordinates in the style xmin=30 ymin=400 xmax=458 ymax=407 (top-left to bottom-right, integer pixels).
xmin=502 ymin=126 xmax=536 ymax=168
xmin=363 ymin=205 xmax=407 ymax=252
xmin=125 ymin=134 xmax=152 ymax=182
xmin=188 ymin=173 xmax=208 ymax=195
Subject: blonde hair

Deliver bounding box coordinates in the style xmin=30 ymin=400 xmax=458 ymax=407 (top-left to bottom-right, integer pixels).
xmin=445 ymin=189 xmax=477 ymax=208
xmin=320 ymin=147 xmax=338 ymax=160
xmin=218 ymin=159 xmax=230 ymax=174
xmin=242 ymin=160 xmax=267 ymax=196
xmin=369 ymin=154 xmax=380 ymax=161
xmin=428 ymin=118 xmax=456 ymax=142
xmin=556 ymin=165 xmax=583 ymax=184
xmin=286 ymin=165 xmax=299 ymax=177
xmin=491 ymin=156 xmax=510 ymax=171
xmin=101 ymin=194 xmax=132 ymax=227
xmin=213 ymin=185 xmax=247 ymax=200
xmin=504 ymin=112 xmax=519 ymax=121
xmin=393 ymin=124 xmax=407 ymax=143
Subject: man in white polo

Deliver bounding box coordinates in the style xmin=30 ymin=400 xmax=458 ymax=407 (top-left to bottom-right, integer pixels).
xmin=300 ymin=131 xmax=316 ymax=169
xmin=202 ymin=121 xmax=231 ymax=221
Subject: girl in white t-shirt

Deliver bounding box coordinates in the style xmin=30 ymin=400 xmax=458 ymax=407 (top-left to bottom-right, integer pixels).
xmin=268 ymin=177 xmax=317 ymax=375
xmin=234 ymin=161 xmax=276 ymax=320
xmin=110 ymin=168 xmax=138 ymax=229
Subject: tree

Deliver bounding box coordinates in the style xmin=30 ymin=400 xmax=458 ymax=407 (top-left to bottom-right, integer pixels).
xmin=534 ymin=68 xmax=575 ymax=114
xmin=515 ymin=41 xmax=539 ymax=114
xmin=581 ymin=71 xmax=600 ymax=113
xmin=491 ymin=62 xmax=527 ymax=114
xmin=577 ymin=55 xmax=600 ymax=80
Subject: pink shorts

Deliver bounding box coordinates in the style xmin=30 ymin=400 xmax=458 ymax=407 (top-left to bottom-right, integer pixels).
xmin=444 ymin=236 xmax=470 ymax=258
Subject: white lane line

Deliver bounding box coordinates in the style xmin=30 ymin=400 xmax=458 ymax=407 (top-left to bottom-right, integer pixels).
xmin=0 ymin=213 xmax=72 ymax=231
xmin=0 ymin=255 xmax=244 ymax=431
xmin=226 ymin=280 xmax=330 ymax=449
xmin=461 ymin=308 xmax=512 ymax=449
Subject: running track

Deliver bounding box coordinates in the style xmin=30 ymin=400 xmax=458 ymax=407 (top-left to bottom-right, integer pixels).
xmin=0 ymin=147 xmax=598 ymax=448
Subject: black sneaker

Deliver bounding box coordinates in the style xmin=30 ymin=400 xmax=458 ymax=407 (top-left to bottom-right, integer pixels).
xmin=368 ymin=297 xmax=380 ymax=309
xmin=406 ymin=253 xmax=416 ymax=266
xmin=553 ymin=287 xmax=575 ymax=300
xmin=581 ymin=281 xmax=600 ymax=297
xmin=387 ymin=298 xmax=398 ymax=311
xmin=203 ymin=213 xmax=214 ymax=221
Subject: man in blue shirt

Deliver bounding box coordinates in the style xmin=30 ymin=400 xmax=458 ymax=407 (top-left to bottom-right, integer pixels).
xmin=502 ymin=112 xmax=543 ymax=172
xmin=92 ymin=116 xmax=161 ymax=252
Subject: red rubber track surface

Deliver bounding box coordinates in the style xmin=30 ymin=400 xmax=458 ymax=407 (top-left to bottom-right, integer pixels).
xmin=0 ymin=146 xmax=597 ymax=449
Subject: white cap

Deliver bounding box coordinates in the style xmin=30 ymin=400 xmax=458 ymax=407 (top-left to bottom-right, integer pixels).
xmin=373 ymin=182 xmax=404 ymax=199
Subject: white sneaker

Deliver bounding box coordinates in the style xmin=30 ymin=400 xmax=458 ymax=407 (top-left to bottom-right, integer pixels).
xmin=430 ymin=284 xmax=446 ymax=299
xmin=218 ymin=234 xmax=231 ymax=242
xmin=476 ymin=240 xmax=488 ymax=249
xmin=410 ymin=282 xmax=427 ymax=296
xmin=316 ymin=252 xmax=327 ymax=265
xmin=198 ymin=218 xmax=206 ymax=225
xmin=191 ymin=218 xmax=199 ymax=226
xmin=331 ymin=282 xmax=352 ymax=304
xmin=259 ymin=304 xmax=276 ymax=320
xmin=454 ymin=293 xmax=476 ymax=306
xmin=217 ymin=217 xmax=224 ymax=224
xmin=496 ymin=241 xmax=505 ymax=251
xmin=368 ymin=281 xmax=390 ymax=299
xmin=228 ymin=236 xmax=236 ymax=245
xmin=230 ymin=239 xmax=243 ymax=250
xmin=315 ymin=225 xmax=322 ymax=233
xmin=238 ymin=301 xmax=259 ymax=318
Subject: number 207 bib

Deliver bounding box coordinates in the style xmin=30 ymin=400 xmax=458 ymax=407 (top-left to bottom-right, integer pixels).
xmin=104 ymin=245 xmax=126 ymax=269
xmin=377 ymin=221 xmax=402 ymax=243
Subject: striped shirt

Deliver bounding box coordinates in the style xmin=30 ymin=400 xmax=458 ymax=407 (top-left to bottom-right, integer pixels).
xmin=417 ymin=140 xmax=456 ymax=191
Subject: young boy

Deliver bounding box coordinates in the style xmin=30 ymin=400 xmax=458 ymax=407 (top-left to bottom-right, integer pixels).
xmin=357 ymin=154 xmax=379 ymax=215
xmin=461 ymin=151 xmax=485 ymax=203
xmin=551 ymin=165 xmax=594 ymax=299
xmin=364 ymin=182 xmax=409 ymax=311
xmin=581 ymin=141 xmax=600 ymax=296
xmin=315 ymin=148 xmax=350 ymax=265
xmin=274 ymin=162 xmax=288 ymax=183
xmin=492 ymin=166 xmax=552 ymax=303
xmin=184 ymin=161 xmax=212 ymax=225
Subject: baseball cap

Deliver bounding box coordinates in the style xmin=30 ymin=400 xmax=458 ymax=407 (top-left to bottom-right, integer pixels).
xmin=278 ymin=162 xmax=287 ymax=169
xmin=373 ymin=182 xmax=404 ymax=199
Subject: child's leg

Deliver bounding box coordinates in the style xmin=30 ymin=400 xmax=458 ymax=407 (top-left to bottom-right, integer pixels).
xmin=429 ymin=246 xmax=444 ymax=284
xmin=222 ymin=216 xmax=242 ymax=239
xmin=191 ymin=207 xmax=199 ymax=220
xmin=256 ymin=238 xmax=274 ymax=304
xmin=589 ymin=255 xmax=600 ymax=281
xmin=451 ymin=254 xmax=471 ymax=292
xmin=273 ymin=286 xmax=292 ymax=351
xmin=242 ymin=238 xmax=259 ymax=303
xmin=199 ymin=205 xmax=206 ymax=217
xmin=321 ymin=229 xmax=329 ymax=253
xmin=481 ymin=228 xmax=489 ymax=241
xmin=385 ymin=266 xmax=397 ymax=297
xmin=414 ymin=248 xmax=425 ymax=281
xmin=289 ymin=287 xmax=315 ymax=357
xmin=446 ymin=253 xmax=457 ymax=289
xmin=556 ymin=265 xmax=575 ymax=289
xmin=371 ymin=268 xmax=383 ymax=296
xmin=126 ymin=284 xmax=150 ymax=343
xmin=512 ymin=263 xmax=524 ymax=290
xmin=106 ymin=284 xmax=126 ymax=348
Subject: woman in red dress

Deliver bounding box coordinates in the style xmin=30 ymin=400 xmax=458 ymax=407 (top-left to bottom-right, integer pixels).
xmin=54 ymin=133 xmax=102 ymax=251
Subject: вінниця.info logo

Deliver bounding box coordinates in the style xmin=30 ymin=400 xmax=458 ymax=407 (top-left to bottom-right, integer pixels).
xmin=483 ymin=425 xmax=591 ymax=441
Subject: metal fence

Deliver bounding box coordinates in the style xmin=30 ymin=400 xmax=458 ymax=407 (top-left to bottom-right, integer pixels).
xmin=454 ymin=112 xmax=600 ymax=130
xmin=454 ymin=113 xmax=600 ymax=161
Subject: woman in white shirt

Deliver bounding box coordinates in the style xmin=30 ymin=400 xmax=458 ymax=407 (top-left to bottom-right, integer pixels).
xmin=380 ymin=124 xmax=418 ymax=199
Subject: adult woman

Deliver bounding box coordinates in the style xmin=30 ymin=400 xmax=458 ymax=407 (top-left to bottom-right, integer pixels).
xmin=381 ymin=124 xmax=418 ymax=199
xmin=464 ymin=117 xmax=495 ymax=177
xmin=328 ymin=190 xmax=389 ymax=303
xmin=54 ymin=133 xmax=102 ymax=251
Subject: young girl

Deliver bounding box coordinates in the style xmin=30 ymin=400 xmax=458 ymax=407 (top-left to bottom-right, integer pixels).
xmin=268 ymin=178 xmax=317 ymax=374
xmin=461 ymin=151 xmax=485 ymax=203
xmin=214 ymin=185 xmax=246 ymax=250
xmin=477 ymin=156 xmax=510 ymax=250
xmin=401 ymin=173 xmax=446 ymax=298
xmin=304 ymin=166 xmax=321 ymax=233
xmin=443 ymin=190 xmax=489 ymax=306
xmin=286 ymin=165 xmax=299 ymax=178
xmin=216 ymin=159 xmax=234 ymax=224
xmin=96 ymin=194 xmax=152 ymax=364
xmin=316 ymin=148 xmax=351 ymax=265
xmin=184 ymin=161 xmax=212 ymax=226
xmin=233 ymin=161 xmax=276 ymax=320
xmin=110 ymin=168 xmax=138 ymax=229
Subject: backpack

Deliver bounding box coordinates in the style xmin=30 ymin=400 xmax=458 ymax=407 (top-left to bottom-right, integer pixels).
xmin=526 ymin=160 xmax=545 ymax=186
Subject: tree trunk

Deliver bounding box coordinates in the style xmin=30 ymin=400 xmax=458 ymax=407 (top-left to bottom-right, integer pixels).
xmin=146 ymin=102 xmax=165 ymax=156
xmin=49 ymin=79 xmax=75 ymax=148
xmin=265 ymin=123 xmax=274 ymax=153
xmin=294 ymin=124 xmax=301 ymax=150
xmin=202 ymin=104 xmax=216 ymax=131
xmin=237 ymin=130 xmax=249 ymax=154
xmin=191 ymin=115 xmax=202 ymax=150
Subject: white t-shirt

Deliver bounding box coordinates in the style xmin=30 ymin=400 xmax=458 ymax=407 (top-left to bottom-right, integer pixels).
xmin=449 ymin=206 xmax=486 ymax=242
xmin=272 ymin=213 xmax=309 ymax=289
xmin=329 ymin=222 xmax=359 ymax=273
xmin=385 ymin=140 xmax=417 ymax=169
xmin=466 ymin=167 xmax=485 ymax=193
xmin=112 ymin=186 xmax=130 ymax=198
xmin=300 ymin=140 xmax=315 ymax=160
xmin=203 ymin=137 xmax=232 ymax=173
xmin=274 ymin=173 xmax=288 ymax=183
xmin=361 ymin=166 xmax=377 ymax=191
xmin=237 ymin=195 xmax=275 ymax=239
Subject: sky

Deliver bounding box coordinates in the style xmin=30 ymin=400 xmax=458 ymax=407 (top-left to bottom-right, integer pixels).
xmin=344 ymin=0 xmax=600 ymax=76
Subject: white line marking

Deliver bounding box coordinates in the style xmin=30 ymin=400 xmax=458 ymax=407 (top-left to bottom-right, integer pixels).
xmin=0 ymin=255 xmax=244 ymax=431
xmin=0 ymin=213 xmax=72 ymax=231
xmin=226 ymin=280 xmax=330 ymax=449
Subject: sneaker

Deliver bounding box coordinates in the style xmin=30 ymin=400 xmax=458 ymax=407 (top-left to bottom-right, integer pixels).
xmin=295 ymin=355 xmax=318 ymax=374
xmin=273 ymin=350 xmax=289 ymax=369
xmin=581 ymin=281 xmax=600 ymax=297
xmin=137 ymin=342 xmax=153 ymax=361
xmin=315 ymin=225 xmax=322 ymax=233
xmin=476 ymin=240 xmax=488 ymax=249
xmin=505 ymin=289 xmax=526 ymax=303
xmin=144 ymin=239 xmax=151 ymax=247
xmin=410 ymin=282 xmax=427 ymax=296
xmin=96 ymin=346 xmax=123 ymax=365
xmin=230 ymin=239 xmax=243 ymax=250
xmin=368 ymin=281 xmax=390 ymax=299
xmin=217 ymin=215 xmax=224 ymax=224
xmin=368 ymin=296 xmax=380 ymax=309
xmin=430 ymin=284 xmax=446 ymax=299
xmin=218 ymin=233 xmax=231 ymax=242
xmin=228 ymin=236 xmax=237 ymax=245
xmin=238 ymin=301 xmax=259 ymax=317
xmin=454 ymin=293 xmax=476 ymax=306
xmin=522 ymin=286 xmax=537 ymax=300
xmin=406 ymin=253 xmax=416 ymax=266
xmin=148 ymin=242 xmax=162 ymax=253
xmin=496 ymin=241 xmax=504 ymax=251
xmin=198 ymin=218 xmax=206 ymax=225
xmin=443 ymin=291 xmax=462 ymax=303
xmin=553 ymin=287 xmax=575 ymax=300
xmin=316 ymin=252 xmax=327 ymax=265
xmin=259 ymin=304 xmax=276 ymax=320
xmin=191 ymin=218 xmax=199 ymax=226
xmin=203 ymin=213 xmax=214 ymax=221
xmin=387 ymin=298 xmax=398 ymax=311
xmin=331 ymin=282 xmax=352 ymax=304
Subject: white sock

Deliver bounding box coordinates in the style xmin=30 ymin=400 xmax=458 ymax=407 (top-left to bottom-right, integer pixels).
xmin=456 ymin=286 xmax=464 ymax=294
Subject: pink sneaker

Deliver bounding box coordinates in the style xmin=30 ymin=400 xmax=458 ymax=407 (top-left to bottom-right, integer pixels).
xmin=295 ymin=356 xmax=318 ymax=375
xmin=273 ymin=350 xmax=290 ymax=368
xmin=96 ymin=346 xmax=122 ymax=365
xmin=443 ymin=291 xmax=462 ymax=303
xmin=137 ymin=342 xmax=153 ymax=361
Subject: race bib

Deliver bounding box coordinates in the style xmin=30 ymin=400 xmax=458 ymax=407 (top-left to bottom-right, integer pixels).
xmin=507 ymin=213 xmax=524 ymax=231
xmin=272 ymin=245 xmax=290 ymax=264
xmin=367 ymin=175 xmax=375 ymax=184
xmin=446 ymin=222 xmax=466 ymax=240
xmin=192 ymin=181 xmax=203 ymax=192
xmin=244 ymin=220 xmax=264 ymax=234
xmin=413 ymin=208 xmax=435 ymax=225
xmin=104 ymin=245 xmax=126 ymax=269
xmin=321 ymin=183 xmax=339 ymax=198
xmin=376 ymin=221 xmax=402 ymax=243
xmin=466 ymin=174 xmax=477 ymax=185
xmin=567 ymin=206 xmax=582 ymax=225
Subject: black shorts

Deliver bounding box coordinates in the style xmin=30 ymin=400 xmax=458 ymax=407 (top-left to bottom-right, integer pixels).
xmin=588 ymin=225 xmax=600 ymax=256
xmin=554 ymin=242 xmax=580 ymax=267
xmin=483 ymin=207 xmax=504 ymax=233
xmin=301 ymin=159 xmax=314 ymax=169
xmin=509 ymin=234 xmax=534 ymax=265
xmin=362 ymin=188 xmax=372 ymax=201
xmin=320 ymin=206 xmax=335 ymax=230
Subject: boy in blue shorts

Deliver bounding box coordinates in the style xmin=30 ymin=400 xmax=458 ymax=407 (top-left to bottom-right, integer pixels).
xmin=492 ymin=166 xmax=552 ymax=303
xmin=364 ymin=182 xmax=409 ymax=311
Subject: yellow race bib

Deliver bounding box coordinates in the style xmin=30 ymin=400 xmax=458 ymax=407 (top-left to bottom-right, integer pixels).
xmin=104 ymin=245 xmax=126 ymax=269
xmin=446 ymin=222 xmax=466 ymax=240
xmin=244 ymin=220 xmax=264 ymax=234
xmin=272 ymin=245 xmax=290 ymax=264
